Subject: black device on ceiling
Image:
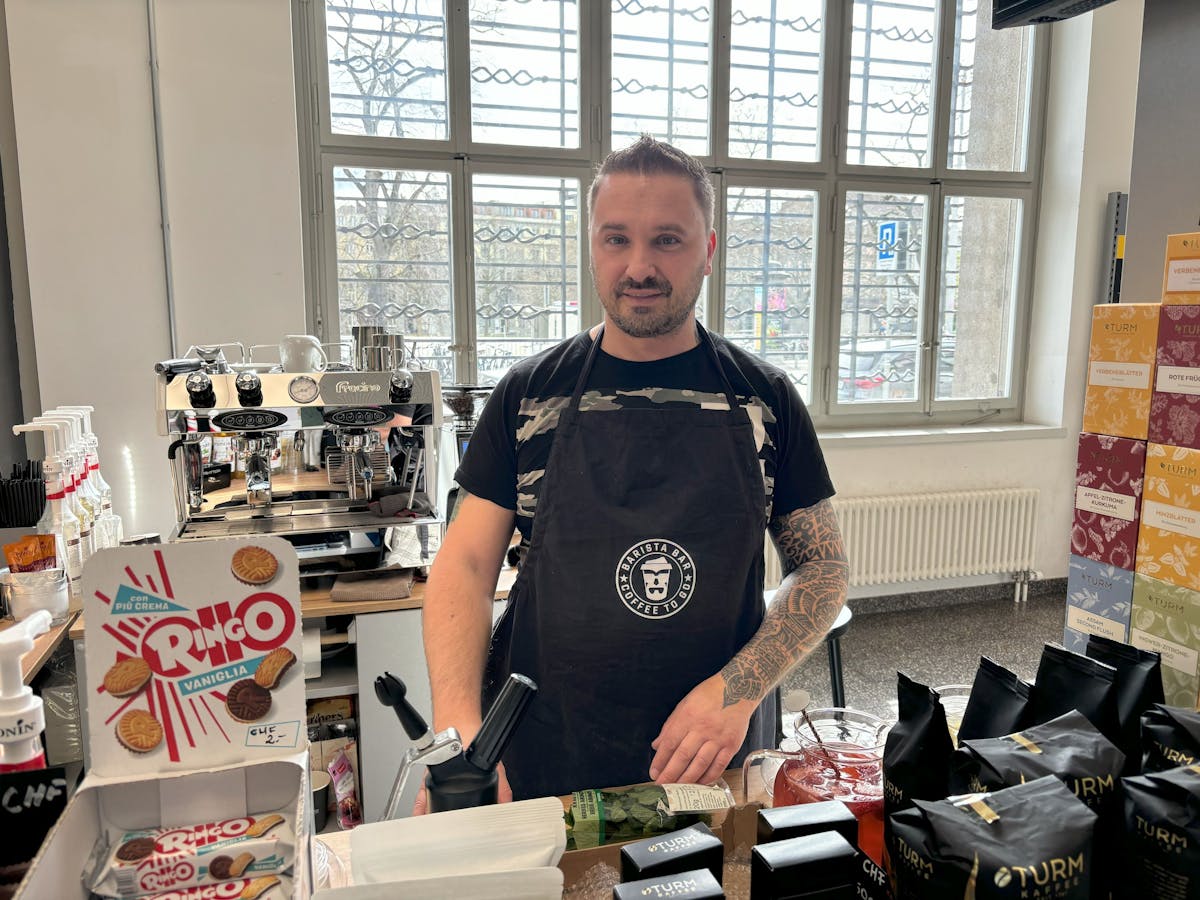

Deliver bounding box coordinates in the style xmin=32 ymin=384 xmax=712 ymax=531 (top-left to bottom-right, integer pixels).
xmin=992 ymin=0 xmax=1119 ymax=29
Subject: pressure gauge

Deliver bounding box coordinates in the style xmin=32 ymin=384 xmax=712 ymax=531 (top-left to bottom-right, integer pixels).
xmin=288 ymin=375 xmax=320 ymax=404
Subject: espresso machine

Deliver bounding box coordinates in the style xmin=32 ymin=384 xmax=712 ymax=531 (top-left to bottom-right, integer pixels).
xmin=154 ymin=337 xmax=446 ymax=568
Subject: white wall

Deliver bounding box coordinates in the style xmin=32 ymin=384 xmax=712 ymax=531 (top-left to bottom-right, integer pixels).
xmin=3 ymin=0 xmax=305 ymax=537
xmin=1 ymin=1 xmax=1144 ymax=577
xmin=820 ymin=0 xmax=1144 ymax=583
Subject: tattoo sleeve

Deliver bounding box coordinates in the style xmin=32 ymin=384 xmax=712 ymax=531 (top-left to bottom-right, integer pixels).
xmin=719 ymin=498 xmax=849 ymax=707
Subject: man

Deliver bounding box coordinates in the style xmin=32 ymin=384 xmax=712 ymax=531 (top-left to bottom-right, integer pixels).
xmin=421 ymin=135 xmax=847 ymax=804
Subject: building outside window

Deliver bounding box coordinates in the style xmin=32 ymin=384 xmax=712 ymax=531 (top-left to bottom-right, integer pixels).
xmin=294 ymin=0 xmax=1044 ymax=426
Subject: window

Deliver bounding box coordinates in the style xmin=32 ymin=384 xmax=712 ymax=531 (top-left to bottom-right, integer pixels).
xmin=298 ymin=0 xmax=1043 ymax=423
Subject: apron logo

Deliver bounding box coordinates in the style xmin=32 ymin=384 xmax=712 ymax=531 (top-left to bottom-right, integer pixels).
xmin=615 ymin=540 xmax=696 ymax=619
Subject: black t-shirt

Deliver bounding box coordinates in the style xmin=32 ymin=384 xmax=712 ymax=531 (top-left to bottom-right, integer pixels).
xmin=456 ymin=330 xmax=835 ymax=549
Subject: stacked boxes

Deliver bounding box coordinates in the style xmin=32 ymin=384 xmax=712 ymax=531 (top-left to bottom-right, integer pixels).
xmin=1069 ymin=305 xmax=1156 ymax=650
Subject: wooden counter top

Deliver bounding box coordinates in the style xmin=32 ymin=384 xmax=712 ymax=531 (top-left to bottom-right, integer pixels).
xmin=0 ymin=610 xmax=78 ymax=684
xmin=69 ymin=566 xmax=519 ymax=639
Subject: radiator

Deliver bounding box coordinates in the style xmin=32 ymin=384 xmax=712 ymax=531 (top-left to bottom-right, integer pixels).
xmin=765 ymin=489 xmax=1040 ymax=601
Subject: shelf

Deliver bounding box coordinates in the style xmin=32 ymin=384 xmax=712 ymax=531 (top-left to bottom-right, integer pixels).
xmin=305 ymin=651 xmax=359 ymax=699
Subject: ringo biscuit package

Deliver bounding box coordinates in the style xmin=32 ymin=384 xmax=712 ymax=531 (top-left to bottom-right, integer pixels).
xmin=82 ymin=539 xmax=303 ymax=776
xmin=86 ymin=811 xmax=294 ymax=898
xmin=114 ymin=876 xmax=291 ymax=900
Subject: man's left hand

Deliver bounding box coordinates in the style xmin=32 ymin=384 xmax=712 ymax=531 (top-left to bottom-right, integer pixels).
xmin=649 ymin=673 xmax=757 ymax=785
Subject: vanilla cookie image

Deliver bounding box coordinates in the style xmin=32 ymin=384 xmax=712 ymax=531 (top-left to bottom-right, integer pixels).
xmin=103 ymin=657 xmax=152 ymax=698
xmin=231 ymin=546 xmax=279 ymax=585
xmin=116 ymin=709 xmax=163 ymax=753
xmin=253 ymin=647 xmax=296 ymax=690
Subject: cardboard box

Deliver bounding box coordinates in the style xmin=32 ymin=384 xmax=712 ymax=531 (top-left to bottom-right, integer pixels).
xmin=1149 ymin=305 xmax=1200 ymax=449
xmin=1162 ymin=232 xmax=1200 ymax=305
xmin=1137 ymin=443 xmax=1200 ymax=591
xmin=1082 ymin=302 xmax=1160 ymax=440
xmin=1064 ymin=555 xmax=1134 ymax=653
xmin=15 ymin=539 xmax=311 ymax=899
xmin=1130 ymin=573 xmax=1200 ymax=709
xmin=1072 ymin=433 xmax=1145 ymax=568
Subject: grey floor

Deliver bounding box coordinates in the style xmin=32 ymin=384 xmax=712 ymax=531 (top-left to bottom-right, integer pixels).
xmin=780 ymin=580 xmax=1068 ymax=725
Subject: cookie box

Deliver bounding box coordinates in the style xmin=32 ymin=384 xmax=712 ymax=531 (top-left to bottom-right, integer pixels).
xmin=14 ymin=757 xmax=312 ymax=900
xmin=84 ymin=539 xmax=304 ymax=776
xmin=13 ymin=540 xmax=312 ymax=899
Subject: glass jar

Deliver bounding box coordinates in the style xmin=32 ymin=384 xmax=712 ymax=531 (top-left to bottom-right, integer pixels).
xmin=0 ymin=567 xmax=70 ymax=624
xmin=744 ymin=707 xmax=889 ymax=864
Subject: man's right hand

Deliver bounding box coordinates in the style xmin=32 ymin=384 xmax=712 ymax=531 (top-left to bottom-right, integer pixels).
xmin=411 ymin=762 xmax=513 ymax=815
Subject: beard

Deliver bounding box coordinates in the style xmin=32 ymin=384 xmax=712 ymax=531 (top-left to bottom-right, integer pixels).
xmin=596 ymin=267 xmax=706 ymax=339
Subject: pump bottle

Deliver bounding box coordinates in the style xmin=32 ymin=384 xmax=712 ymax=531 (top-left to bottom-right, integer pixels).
xmin=58 ymin=405 xmax=122 ymax=545
xmin=48 ymin=410 xmax=111 ymax=549
xmin=12 ymin=422 xmax=83 ymax=597
xmin=0 ymin=610 xmax=52 ymax=773
xmin=33 ymin=416 xmax=97 ymax=558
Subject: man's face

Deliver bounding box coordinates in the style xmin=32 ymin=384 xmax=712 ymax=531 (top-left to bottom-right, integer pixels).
xmin=641 ymin=557 xmax=672 ymax=599
xmin=589 ymin=172 xmax=716 ymax=341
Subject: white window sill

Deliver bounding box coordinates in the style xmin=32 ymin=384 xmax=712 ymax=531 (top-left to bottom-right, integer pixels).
xmin=815 ymin=422 xmax=1069 ymax=447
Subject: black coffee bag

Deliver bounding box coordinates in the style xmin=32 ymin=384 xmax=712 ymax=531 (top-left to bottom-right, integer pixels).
xmin=1119 ymin=763 xmax=1200 ymax=900
xmin=1023 ymin=643 xmax=1121 ymax=745
xmin=949 ymin=709 xmax=1125 ymax=811
xmin=1142 ymin=704 xmax=1200 ymax=774
xmin=1086 ymin=634 xmax=1163 ymax=774
xmin=889 ymin=775 xmax=1097 ymax=899
xmin=883 ymin=673 xmax=954 ymax=821
xmin=957 ymin=656 xmax=1031 ymax=743
xmin=949 ymin=709 xmax=1124 ymax=900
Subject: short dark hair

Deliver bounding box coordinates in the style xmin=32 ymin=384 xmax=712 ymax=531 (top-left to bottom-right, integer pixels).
xmin=588 ymin=134 xmax=714 ymax=230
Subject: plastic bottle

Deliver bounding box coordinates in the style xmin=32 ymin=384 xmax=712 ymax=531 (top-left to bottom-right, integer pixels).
xmin=0 ymin=610 xmax=52 ymax=773
xmin=58 ymin=405 xmax=122 ymax=545
xmin=50 ymin=409 xmax=113 ymax=549
xmin=33 ymin=416 xmax=97 ymax=557
xmin=12 ymin=422 xmax=84 ymax=597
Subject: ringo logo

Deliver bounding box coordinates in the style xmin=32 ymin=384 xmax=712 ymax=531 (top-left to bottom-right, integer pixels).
xmin=141 ymin=593 xmax=296 ymax=678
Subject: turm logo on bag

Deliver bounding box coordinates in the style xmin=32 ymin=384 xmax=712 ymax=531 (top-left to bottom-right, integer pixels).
xmin=615 ymin=539 xmax=696 ymax=619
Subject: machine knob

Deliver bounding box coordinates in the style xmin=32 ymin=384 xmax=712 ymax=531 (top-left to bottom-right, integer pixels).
xmin=185 ymin=372 xmax=216 ymax=409
xmin=235 ymin=371 xmax=263 ymax=407
xmin=390 ymin=368 xmax=414 ymax=404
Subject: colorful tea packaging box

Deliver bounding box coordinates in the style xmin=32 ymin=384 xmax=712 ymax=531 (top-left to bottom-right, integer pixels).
xmin=1073 ymin=432 xmax=1145 ymax=568
xmin=1082 ymin=303 xmax=1159 ymax=440
xmin=1150 ymin=304 xmax=1200 ymax=450
xmin=1161 ymin=232 xmax=1200 ymax=305
xmin=1064 ymin=555 xmax=1134 ymax=653
xmin=1137 ymin=443 xmax=1200 ymax=592
xmin=1130 ymin=573 xmax=1200 ymax=708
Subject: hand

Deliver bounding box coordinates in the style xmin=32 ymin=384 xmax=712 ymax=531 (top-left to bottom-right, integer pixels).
xmin=649 ymin=674 xmax=757 ymax=786
xmin=411 ymin=762 xmax=513 ymax=815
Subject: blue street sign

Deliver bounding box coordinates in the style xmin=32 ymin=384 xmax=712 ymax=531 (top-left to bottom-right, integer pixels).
xmin=878 ymin=221 xmax=897 ymax=261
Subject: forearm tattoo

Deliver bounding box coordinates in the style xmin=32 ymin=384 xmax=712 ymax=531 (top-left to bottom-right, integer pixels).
xmin=720 ymin=499 xmax=849 ymax=707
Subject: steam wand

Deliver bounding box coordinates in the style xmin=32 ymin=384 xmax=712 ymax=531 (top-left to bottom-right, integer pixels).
xmin=376 ymin=671 xmax=537 ymax=818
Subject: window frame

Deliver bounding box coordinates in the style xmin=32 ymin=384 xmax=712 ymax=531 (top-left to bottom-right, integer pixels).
xmin=294 ymin=0 xmax=1050 ymax=425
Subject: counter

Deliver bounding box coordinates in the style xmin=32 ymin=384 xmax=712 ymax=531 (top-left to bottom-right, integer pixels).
xmin=67 ymin=565 xmax=519 ymax=638
xmin=0 ymin=610 xmax=78 ymax=684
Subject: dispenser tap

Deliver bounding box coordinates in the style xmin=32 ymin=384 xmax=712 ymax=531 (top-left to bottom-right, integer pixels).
xmin=185 ymin=372 xmax=217 ymax=409
xmin=235 ymin=371 xmax=263 ymax=407
xmin=376 ymin=671 xmax=537 ymax=818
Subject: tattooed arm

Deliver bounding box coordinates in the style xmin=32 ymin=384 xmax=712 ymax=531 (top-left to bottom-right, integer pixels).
xmin=649 ymin=499 xmax=848 ymax=785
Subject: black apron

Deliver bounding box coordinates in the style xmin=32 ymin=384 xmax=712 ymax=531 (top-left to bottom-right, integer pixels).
xmin=485 ymin=323 xmax=776 ymax=799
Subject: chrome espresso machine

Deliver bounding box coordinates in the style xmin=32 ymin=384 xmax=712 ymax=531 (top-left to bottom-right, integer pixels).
xmin=153 ymin=336 xmax=450 ymax=575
